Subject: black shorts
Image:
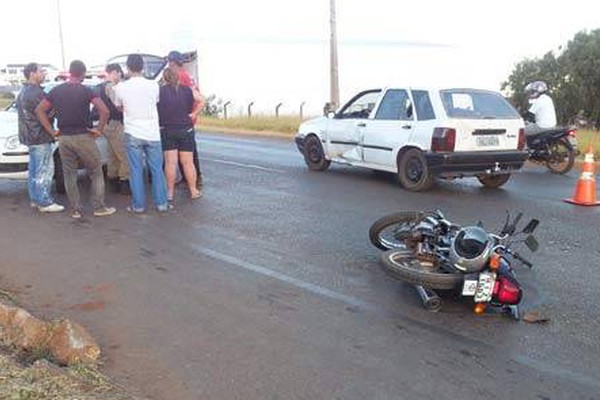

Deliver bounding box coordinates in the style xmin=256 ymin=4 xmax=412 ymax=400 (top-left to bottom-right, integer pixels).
xmin=161 ymin=128 xmax=196 ymax=152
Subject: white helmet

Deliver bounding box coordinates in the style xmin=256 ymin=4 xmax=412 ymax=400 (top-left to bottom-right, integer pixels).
xmin=525 ymin=81 xmax=548 ymax=98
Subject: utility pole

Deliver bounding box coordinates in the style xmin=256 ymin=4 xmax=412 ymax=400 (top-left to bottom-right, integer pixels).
xmin=56 ymin=0 xmax=66 ymax=70
xmin=329 ymin=0 xmax=340 ymax=110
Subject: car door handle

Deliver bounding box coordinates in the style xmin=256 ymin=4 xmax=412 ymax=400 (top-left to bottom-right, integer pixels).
xmin=402 ymin=125 xmax=412 ymax=129
xmin=357 ymin=122 xmax=367 ymax=127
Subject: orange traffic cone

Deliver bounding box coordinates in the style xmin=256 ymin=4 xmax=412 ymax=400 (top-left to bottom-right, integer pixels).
xmin=564 ymin=147 xmax=600 ymax=206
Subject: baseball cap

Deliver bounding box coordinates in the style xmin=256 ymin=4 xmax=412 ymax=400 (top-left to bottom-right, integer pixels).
xmin=167 ymin=51 xmax=184 ymax=64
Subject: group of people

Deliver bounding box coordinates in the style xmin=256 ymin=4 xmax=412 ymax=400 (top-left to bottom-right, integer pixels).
xmin=16 ymin=51 xmax=204 ymax=218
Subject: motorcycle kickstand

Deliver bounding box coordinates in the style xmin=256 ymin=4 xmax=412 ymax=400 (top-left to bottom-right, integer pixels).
xmin=415 ymin=285 xmax=442 ymax=312
xmin=504 ymin=305 xmax=520 ymax=320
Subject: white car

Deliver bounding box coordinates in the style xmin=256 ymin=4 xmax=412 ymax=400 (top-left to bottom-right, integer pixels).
xmin=295 ymin=87 xmax=528 ymax=191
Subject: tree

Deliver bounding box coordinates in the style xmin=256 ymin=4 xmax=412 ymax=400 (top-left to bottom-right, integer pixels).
xmin=201 ymin=94 xmax=223 ymax=117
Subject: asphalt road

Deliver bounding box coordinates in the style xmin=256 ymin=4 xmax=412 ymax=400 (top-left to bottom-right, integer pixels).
xmin=1 ymin=132 xmax=599 ymax=400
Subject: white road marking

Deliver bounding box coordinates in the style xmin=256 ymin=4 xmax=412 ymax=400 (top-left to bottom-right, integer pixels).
xmin=201 ymin=158 xmax=285 ymax=174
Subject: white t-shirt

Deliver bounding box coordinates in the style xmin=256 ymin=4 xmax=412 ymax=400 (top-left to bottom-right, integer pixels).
xmin=528 ymin=94 xmax=557 ymax=129
xmin=114 ymin=76 xmax=160 ymax=141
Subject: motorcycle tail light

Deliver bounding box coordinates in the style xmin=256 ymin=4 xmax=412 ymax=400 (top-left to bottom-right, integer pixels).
xmin=518 ymin=128 xmax=526 ymax=150
xmin=431 ymin=128 xmax=456 ymax=152
xmin=492 ymin=276 xmax=522 ymax=305
xmin=567 ymin=129 xmax=577 ymax=137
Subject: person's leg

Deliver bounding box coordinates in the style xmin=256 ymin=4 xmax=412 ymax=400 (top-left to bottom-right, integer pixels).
xmin=35 ymin=142 xmax=56 ymax=207
xmin=75 ymin=134 xmax=107 ymax=211
xmin=112 ymin=121 xmax=130 ymax=194
xmin=192 ymin=130 xmax=202 ymax=186
xmin=179 ymin=151 xmax=199 ymax=197
xmin=125 ymin=133 xmax=146 ymax=211
xmin=163 ymin=150 xmax=178 ymax=200
xmin=27 ymin=145 xmax=40 ymax=205
xmin=145 ymin=140 xmax=168 ymax=210
xmin=57 ymin=136 xmax=82 ymax=212
xmin=103 ymin=120 xmax=119 ymax=187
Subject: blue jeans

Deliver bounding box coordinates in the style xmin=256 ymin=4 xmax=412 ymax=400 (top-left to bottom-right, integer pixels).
xmin=125 ymin=133 xmax=168 ymax=211
xmin=28 ymin=143 xmax=56 ymax=207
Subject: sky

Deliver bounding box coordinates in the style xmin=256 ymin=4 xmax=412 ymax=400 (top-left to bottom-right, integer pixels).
xmin=2 ymin=0 xmax=599 ymax=116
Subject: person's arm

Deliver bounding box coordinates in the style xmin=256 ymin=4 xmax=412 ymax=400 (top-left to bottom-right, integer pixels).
xmin=90 ymin=97 xmax=109 ymax=136
xmin=35 ymin=99 xmax=59 ymax=137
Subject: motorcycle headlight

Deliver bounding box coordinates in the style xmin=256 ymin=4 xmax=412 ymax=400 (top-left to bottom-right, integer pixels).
xmin=5 ymin=135 xmax=22 ymax=151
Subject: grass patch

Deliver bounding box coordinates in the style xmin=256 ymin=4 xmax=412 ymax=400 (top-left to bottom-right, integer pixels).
xmin=575 ymin=129 xmax=600 ymax=159
xmin=198 ymin=115 xmax=307 ymax=136
xmin=0 ymin=98 xmax=12 ymax=109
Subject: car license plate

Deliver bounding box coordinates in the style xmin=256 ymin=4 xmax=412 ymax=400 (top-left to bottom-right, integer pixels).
xmin=476 ymin=136 xmax=499 ymax=147
xmin=462 ymin=279 xmax=478 ymax=296
xmin=568 ymin=136 xmax=578 ymax=149
xmin=474 ymin=272 xmax=496 ymax=303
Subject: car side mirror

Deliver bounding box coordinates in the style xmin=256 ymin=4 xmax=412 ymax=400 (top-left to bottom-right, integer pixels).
xmin=522 ymin=219 xmax=539 ymax=234
xmin=524 ymin=235 xmax=539 ymax=252
xmin=327 ymin=112 xmax=335 ymax=119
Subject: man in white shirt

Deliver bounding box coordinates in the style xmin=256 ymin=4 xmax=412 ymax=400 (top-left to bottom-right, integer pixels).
xmin=524 ymin=81 xmax=557 ymax=136
xmin=114 ymin=54 xmax=169 ymax=213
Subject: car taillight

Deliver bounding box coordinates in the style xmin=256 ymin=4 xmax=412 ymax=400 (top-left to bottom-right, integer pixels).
xmin=492 ymin=276 xmax=522 ymax=305
xmin=517 ymin=128 xmax=526 ymax=150
xmin=431 ymin=128 xmax=456 ymax=152
xmin=567 ymin=129 xmax=577 ymax=137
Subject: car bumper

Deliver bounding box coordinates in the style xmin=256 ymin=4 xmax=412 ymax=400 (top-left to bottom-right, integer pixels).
xmin=294 ymin=136 xmax=305 ymax=154
xmin=425 ymin=150 xmax=528 ymax=177
xmin=0 ymin=151 xmax=29 ymax=180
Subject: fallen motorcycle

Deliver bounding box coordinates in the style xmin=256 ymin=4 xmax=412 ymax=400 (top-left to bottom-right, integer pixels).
xmin=369 ymin=210 xmax=539 ymax=319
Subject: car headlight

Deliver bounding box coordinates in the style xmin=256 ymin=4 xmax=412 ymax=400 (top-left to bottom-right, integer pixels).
xmin=5 ymin=135 xmax=22 ymax=151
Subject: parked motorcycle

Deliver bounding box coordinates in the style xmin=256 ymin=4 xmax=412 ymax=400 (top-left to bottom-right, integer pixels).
xmin=525 ymin=126 xmax=578 ymax=174
xmin=369 ymin=210 xmax=539 ymax=318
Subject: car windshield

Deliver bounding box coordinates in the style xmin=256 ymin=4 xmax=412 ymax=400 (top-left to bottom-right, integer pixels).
xmin=440 ymin=89 xmax=520 ymax=120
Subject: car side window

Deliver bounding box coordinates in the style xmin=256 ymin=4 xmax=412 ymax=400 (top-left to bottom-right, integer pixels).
xmin=375 ymin=89 xmax=413 ymax=121
xmin=338 ymin=90 xmax=381 ymax=119
xmin=412 ymin=90 xmax=436 ymax=121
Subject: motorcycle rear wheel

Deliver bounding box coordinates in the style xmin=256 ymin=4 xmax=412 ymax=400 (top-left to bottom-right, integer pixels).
xmin=380 ymin=249 xmax=463 ymax=290
xmin=546 ymin=139 xmax=575 ymax=174
xmin=369 ymin=211 xmax=425 ymax=250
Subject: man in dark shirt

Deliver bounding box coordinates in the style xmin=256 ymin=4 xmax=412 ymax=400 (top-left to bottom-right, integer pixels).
xmin=36 ymin=60 xmax=116 ymax=219
xmin=16 ymin=62 xmax=64 ymax=213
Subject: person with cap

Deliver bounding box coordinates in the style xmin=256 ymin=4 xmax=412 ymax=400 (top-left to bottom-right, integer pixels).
xmin=36 ymin=60 xmax=116 ymax=219
xmin=97 ymin=63 xmax=130 ymax=195
xmin=167 ymin=50 xmax=204 ymax=189
xmin=16 ymin=62 xmax=65 ymax=213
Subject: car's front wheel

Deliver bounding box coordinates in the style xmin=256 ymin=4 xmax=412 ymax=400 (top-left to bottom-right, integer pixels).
xmin=477 ymin=173 xmax=510 ymax=188
xmin=303 ymin=135 xmax=331 ymax=171
xmin=397 ymin=149 xmax=434 ymax=191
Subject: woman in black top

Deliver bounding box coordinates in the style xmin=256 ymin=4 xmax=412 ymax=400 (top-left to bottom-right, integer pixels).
xmin=158 ymin=67 xmax=201 ymax=202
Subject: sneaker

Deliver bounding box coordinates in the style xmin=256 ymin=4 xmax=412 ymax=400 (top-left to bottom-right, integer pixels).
xmin=126 ymin=206 xmax=145 ymax=214
xmin=156 ymin=203 xmax=173 ymax=213
xmin=38 ymin=203 xmax=65 ymax=213
xmin=71 ymin=210 xmax=83 ymax=219
xmin=93 ymin=207 xmax=117 ymax=217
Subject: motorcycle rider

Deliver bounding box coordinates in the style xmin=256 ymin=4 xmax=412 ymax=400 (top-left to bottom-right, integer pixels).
xmin=523 ymin=81 xmax=557 ymax=136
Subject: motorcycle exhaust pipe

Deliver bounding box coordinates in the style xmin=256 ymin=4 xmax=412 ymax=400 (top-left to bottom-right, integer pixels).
xmin=415 ymin=285 xmax=441 ymax=312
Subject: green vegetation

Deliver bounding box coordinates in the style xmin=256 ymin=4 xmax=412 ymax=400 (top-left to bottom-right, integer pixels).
xmin=575 ymin=129 xmax=600 ymax=158
xmin=198 ymin=115 xmax=306 ymax=136
xmin=0 ymin=98 xmax=12 ymax=109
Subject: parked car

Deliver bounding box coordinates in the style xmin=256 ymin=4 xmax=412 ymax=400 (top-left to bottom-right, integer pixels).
xmin=0 ymin=80 xmax=108 ymax=193
xmin=295 ymin=87 xmax=529 ymax=191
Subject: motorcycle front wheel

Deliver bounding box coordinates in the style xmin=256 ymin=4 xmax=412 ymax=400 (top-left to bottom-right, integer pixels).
xmin=546 ymin=139 xmax=575 ymax=174
xmin=369 ymin=211 xmax=425 ymax=251
xmin=380 ymin=249 xmax=463 ymax=290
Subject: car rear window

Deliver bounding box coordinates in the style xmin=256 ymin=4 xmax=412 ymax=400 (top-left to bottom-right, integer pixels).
xmin=440 ymin=89 xmax=520 ymax=120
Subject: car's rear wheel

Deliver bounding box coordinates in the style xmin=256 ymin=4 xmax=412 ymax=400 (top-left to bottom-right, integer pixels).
xmin=53 ymin=152 xmax=66 ymax=195
xmin=397 ymin=149 xmax=434 ymax=191
xmin=477 ymin=173 xmax=510 ymax=188
xmin=303 ymin=135 xmax=331 ymax=171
